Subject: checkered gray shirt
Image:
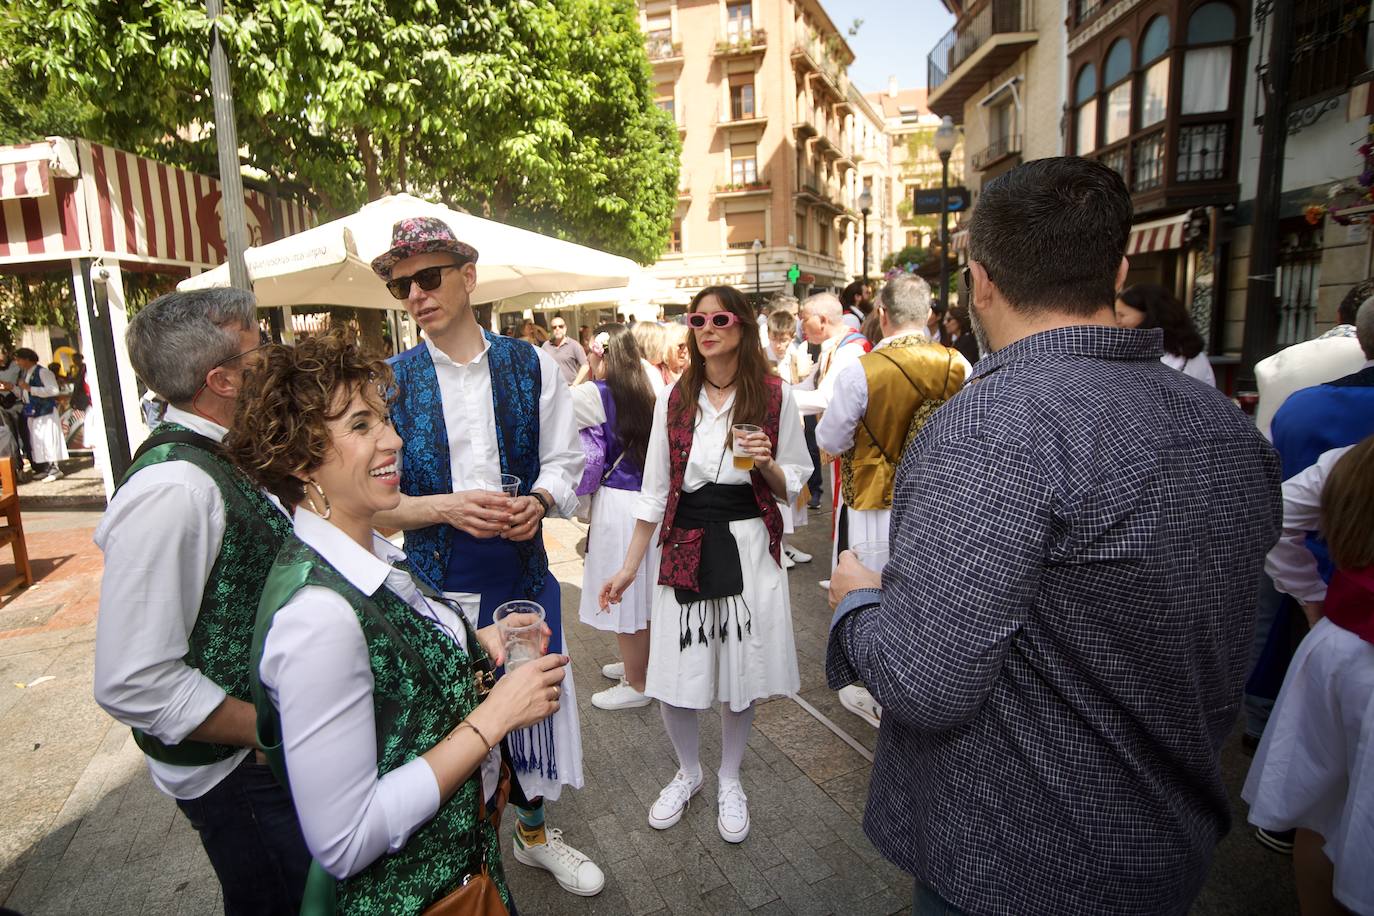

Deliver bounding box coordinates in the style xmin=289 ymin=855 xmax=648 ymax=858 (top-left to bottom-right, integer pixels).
xmin=827 ymin=326 xmax=1282 ymax=916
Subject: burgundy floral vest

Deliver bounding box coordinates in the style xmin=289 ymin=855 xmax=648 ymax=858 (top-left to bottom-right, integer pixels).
xmin=657 ymin=375 xmax=785 ymax=589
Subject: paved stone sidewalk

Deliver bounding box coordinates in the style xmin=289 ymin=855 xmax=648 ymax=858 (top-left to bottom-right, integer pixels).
xmin=0 ymin=508 xmax=1299 ymax=915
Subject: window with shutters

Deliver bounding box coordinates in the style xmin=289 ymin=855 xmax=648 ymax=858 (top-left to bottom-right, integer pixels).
xmin=726 ymin=210 xmax=767 ymax=249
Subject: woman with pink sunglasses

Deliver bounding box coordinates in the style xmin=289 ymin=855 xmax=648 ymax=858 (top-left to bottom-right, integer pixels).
xmin=599 ymin=285 xmax=811 ymax=845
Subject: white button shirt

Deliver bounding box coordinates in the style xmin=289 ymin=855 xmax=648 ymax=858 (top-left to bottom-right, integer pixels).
xmin=633 ymin=383 xmax=813 ymax=524
xmin=258 ymin=509 xmax=501 ymax=880
xmin=815 ymin=334 xmax=974 ymax=455
xmin=1265 ymin=444 xmax=1354 ymax=604
xmin=791 ymin=333 xmax=869 ymax=417
xmin=93 ymin=406 xmax=276 ymax=799
xmin=424 ymin=337 xmax=583 ymax=516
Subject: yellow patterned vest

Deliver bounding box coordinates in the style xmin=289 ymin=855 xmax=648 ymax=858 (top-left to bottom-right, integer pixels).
xmin=840 ymin=336 xmax=967 ymax=510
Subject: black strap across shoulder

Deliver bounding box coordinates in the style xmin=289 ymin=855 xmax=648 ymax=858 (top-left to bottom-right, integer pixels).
xmin=132 ymin=427 xmax=227 ymax=463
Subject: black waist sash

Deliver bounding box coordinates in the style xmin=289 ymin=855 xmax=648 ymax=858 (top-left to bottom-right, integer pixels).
xmin=673 ymin=484 xmax=760 ymax=646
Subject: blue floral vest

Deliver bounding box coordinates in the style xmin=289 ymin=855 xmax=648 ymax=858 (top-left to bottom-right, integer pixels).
xmin=388 ymin=334 xmax=547 ymax=598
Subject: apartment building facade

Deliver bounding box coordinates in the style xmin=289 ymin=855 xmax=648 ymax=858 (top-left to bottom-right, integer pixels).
xmin=641 ymin=0 xmax=893 ymax=304
xmin=867 ymin=83 xmax=967 ymax=254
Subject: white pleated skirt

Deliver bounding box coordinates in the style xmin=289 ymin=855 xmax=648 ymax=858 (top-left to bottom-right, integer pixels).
xmin=28 ymin=412 xmax=67 ymax=465
xmin=644 ymin=516 xmax=800 ymax=712
xmin=579 ymin=485 xmax=659 ymax=634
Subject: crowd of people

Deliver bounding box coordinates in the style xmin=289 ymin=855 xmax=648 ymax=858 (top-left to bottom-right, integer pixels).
xmin=87 ymin=155 xmax=1371 ymax=916
xmin=0 ymin=346 xmax=89 ymax=481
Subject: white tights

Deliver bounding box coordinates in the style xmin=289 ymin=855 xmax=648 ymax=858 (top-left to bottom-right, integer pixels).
xmin=659 ymin=701 xmax=756 ymax=783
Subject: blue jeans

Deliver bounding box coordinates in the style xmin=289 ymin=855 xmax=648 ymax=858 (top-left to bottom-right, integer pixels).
xmin=913 ymin=881 xmax=967 ymax=915
xmin=175 ymin=756 xmax=310 ymax=916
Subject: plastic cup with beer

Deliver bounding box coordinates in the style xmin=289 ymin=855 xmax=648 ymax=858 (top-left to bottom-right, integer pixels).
xmin=732 ymin=424 xmax=762 ymax=472
xmin=850 ymin=540 xmax=890 ymax=573
xmin=493 ymin=599 xmax=545 ymax=671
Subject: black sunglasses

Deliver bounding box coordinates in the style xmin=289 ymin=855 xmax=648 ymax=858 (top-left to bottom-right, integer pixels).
xmin=961 ymin=266 xmax=973 ymax=296
xmin=385 ymin=263 xmax=465 ymax=300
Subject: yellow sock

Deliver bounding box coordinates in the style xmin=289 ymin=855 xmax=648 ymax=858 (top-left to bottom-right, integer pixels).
xmin=516 ymin=816 xmax=546 ymax=847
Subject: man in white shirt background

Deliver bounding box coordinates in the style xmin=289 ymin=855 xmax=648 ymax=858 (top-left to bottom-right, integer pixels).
xmin=793 ymin=292 xmax=871 ymax=570
xmin=371 ymin=216 xmax=604 ymax=898
xmin=92 ymin=289 xmax=309 ymax=915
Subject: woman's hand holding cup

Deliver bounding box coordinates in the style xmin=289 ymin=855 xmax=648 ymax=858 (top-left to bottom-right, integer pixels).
xmin=479 ymin=653 xmax=568 ymax=734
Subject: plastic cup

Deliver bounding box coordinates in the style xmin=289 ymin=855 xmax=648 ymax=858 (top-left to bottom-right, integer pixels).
xmin=495 ymin=473 xmax=521 ymax=497
xmin=850 ymin=540 xmax=890 ymax=573
xmin=732 ymin=424 xmax=761 ymax=472
xmin=493 ymin=600 xmax=545 ymax=671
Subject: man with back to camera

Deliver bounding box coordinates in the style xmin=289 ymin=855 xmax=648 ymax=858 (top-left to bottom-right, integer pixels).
xmin=827 ymin=157 xmax=1282 ymax=915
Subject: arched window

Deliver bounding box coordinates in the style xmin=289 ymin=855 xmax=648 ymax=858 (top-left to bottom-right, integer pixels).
xmin=1182 ymin=3 xmax=1235 ymax=114
xmin=1138 ymin=16 xmax=1170 ymax=128
xmin=1103 ymin=38 xmax=1132 ymax=145
xmin=1075 ymin=64 xmax=1098 ymax=154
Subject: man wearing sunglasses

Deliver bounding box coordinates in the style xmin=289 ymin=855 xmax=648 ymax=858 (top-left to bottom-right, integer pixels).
xmin=541 ymin=315 xmax=587 ymax=385
xmin=94 ymin=289 xmax=309 ymax=915
xmin=370 ymin=216 xmax=604 ymax=898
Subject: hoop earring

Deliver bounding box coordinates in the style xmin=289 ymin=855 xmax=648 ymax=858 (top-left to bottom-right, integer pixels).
xmin=306 ymin=478 xmax=331 ymax=520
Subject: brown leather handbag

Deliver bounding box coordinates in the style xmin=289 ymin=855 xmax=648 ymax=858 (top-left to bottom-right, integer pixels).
xmin=421 ymin=763 xmax=512 ymax=916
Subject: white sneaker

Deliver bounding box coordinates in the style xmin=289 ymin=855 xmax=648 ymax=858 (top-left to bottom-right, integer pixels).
xmin=601 ymin=661 xmax=624 ymax=681
xmin=41 ymin=469 xmax=62 ymax=482
xmin=512 ymin=827 xmax=605 ymax=897
xmin=783 ymin=544 xmax=812 ymax=563
xmin=591 ymin=679 xmax=651 ymax=710
xmin=838 ymin=685 xmax=882 ymax=729
xmin=648 ymin=770 xmax=702 ymax=830
xmin=819 ymin=579 xmax=831 ymax=590
xmin=717 ymin=780 xmax=750 ymax=843
xmin=783 ymin=552 xmax=796 ymax=569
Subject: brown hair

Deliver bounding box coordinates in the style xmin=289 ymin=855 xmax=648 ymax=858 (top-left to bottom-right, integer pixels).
xmin=594 ymin=323 xmax=655 ymax=471
xmin=225 ymin=330 xmax=393 ymax=507
xmin=1322 ymin=435 xmax=1374 ymax=571
xmin=673 ymin=286 xmax=771 ymax=438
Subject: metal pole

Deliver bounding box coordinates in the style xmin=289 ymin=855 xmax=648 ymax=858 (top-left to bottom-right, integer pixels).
xmin=939 ymin=153 xmax=951 ymax=312
xmin=755 ymin=252 xmax=761 ymax=303
xmin=861 ymin=211 xmax=869 ymax=283
xmin=207 ymin=0 xmax=250 ymax=291
xmin=1240 ymin=1 xmax=1296 ymax=382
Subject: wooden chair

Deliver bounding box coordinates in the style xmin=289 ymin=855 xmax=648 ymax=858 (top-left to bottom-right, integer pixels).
xmin=0 ymin=457 xmax=33 ymax=596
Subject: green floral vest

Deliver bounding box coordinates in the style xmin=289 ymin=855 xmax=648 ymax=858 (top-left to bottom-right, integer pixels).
xmin=250 ymin=536 xmax=510 ymax=916
xmin=119 ymin=422 xmax=292 ymax=766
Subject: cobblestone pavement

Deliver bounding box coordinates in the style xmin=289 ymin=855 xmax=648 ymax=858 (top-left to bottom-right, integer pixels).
xmin=0 ymin=506 xmax=1298 ymax=915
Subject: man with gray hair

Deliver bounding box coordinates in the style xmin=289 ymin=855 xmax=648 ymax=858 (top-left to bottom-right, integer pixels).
xmin=93 ymin=289 xmax=309 ymax=915
xmin=815 ymin=274 xmax=970 ymax=728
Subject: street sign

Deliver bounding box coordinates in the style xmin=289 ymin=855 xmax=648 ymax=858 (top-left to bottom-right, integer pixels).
xmin=912 ymin=187 xmax=971 ymax=215
xmin=786 ymin=263 xmax=801 ymax=283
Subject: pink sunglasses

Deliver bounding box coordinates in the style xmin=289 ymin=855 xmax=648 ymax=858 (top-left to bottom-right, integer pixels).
xmin=686 ymin=311 xmax=742 ymax=330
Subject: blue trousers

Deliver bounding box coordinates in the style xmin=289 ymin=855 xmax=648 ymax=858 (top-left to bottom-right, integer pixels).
xmin=175 ymin=755 xmax=310 ymax=916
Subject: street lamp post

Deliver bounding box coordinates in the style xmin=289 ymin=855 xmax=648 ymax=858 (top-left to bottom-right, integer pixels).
xmin=858 ymin=186 xmax=873 ymax=284
xmin=752 ymin=238 xmax=763 ymax=307
xmin=933 ymin=116 xmax=958 ymax=313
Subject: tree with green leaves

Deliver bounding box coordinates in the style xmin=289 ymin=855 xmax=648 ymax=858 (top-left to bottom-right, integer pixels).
xmin=2 ymin=0 xmax=680 ymax=263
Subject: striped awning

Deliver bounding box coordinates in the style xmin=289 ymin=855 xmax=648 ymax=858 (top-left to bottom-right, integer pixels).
xmin=0 ymin=137 xmax=314 ymax=269
xmin=1126 ymin=212 xmax=1188 ymax=256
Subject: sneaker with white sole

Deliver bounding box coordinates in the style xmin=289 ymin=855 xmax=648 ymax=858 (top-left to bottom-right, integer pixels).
xmin=591 ymin=679 xmax=651 ymax=710
xmin=601 ymin=661 xmax=624 ymax=681
xmin=783 ymin=544 xmax=812 ymax=564
xmin=838 ymin=684 xmax=882 ymax=728
xmin=783 ymin=552 xmax=796 ymax=569
xmin=41 ymin=469 xmax=62 ymax=482
xmin=717 ymin=780 xmax=750 ymax=843
xmin=819 ymin=579 xmax=831 ymax=590
xmin=512 ymin=827 xmax=605 ymax=896
xmin=649 ymin=770 xmax=702 ymax=830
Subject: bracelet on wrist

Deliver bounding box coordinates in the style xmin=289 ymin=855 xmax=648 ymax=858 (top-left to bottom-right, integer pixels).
xmin=456 ymin=719 xmax=494 ymax=752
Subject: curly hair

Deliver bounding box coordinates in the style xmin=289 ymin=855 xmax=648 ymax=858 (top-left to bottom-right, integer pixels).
xmin=224 ymin=330 xmax=394 ymax=508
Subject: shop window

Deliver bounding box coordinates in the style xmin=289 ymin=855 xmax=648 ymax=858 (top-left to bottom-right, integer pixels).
xmin=1074 ymin=64 xmax=1098 ymax=154
xmin=1102 ymin=39 xmax=1133 ymax=144
xmin=1182 ymin=3 xmax=1235 ymax=114
xmin=1138 ymin=17 xmax=1170 ymax=128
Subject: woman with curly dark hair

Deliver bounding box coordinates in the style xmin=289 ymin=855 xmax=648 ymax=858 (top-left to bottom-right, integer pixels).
xmin=1115 ymin=283 xmax=1216 ymax=387
xmin=598 ymin=285 xmax=811 ymax=845
xmin=225 ymin=332 xmax=566 ymax=916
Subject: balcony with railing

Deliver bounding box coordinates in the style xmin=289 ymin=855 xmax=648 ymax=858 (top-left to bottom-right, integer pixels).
xmin=791 ymin=31 xmax=850 ymax=101
xmin=715 ymin=28 xmax=767 ymax=57
xmin=715 ymin=97 xmax=768 ymax=133
xmin=971 ymin=134 xmax=1022 ymax=171
xmin=1090 ymin=118 xmax=1232 ymax=203
xmin=645 ymin=30 xmax=682 ymax=64
xmin=926 ymin=0 xmax=1038 ymax=118
xmin=715 ymin=171 xmax=772 ymax=198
